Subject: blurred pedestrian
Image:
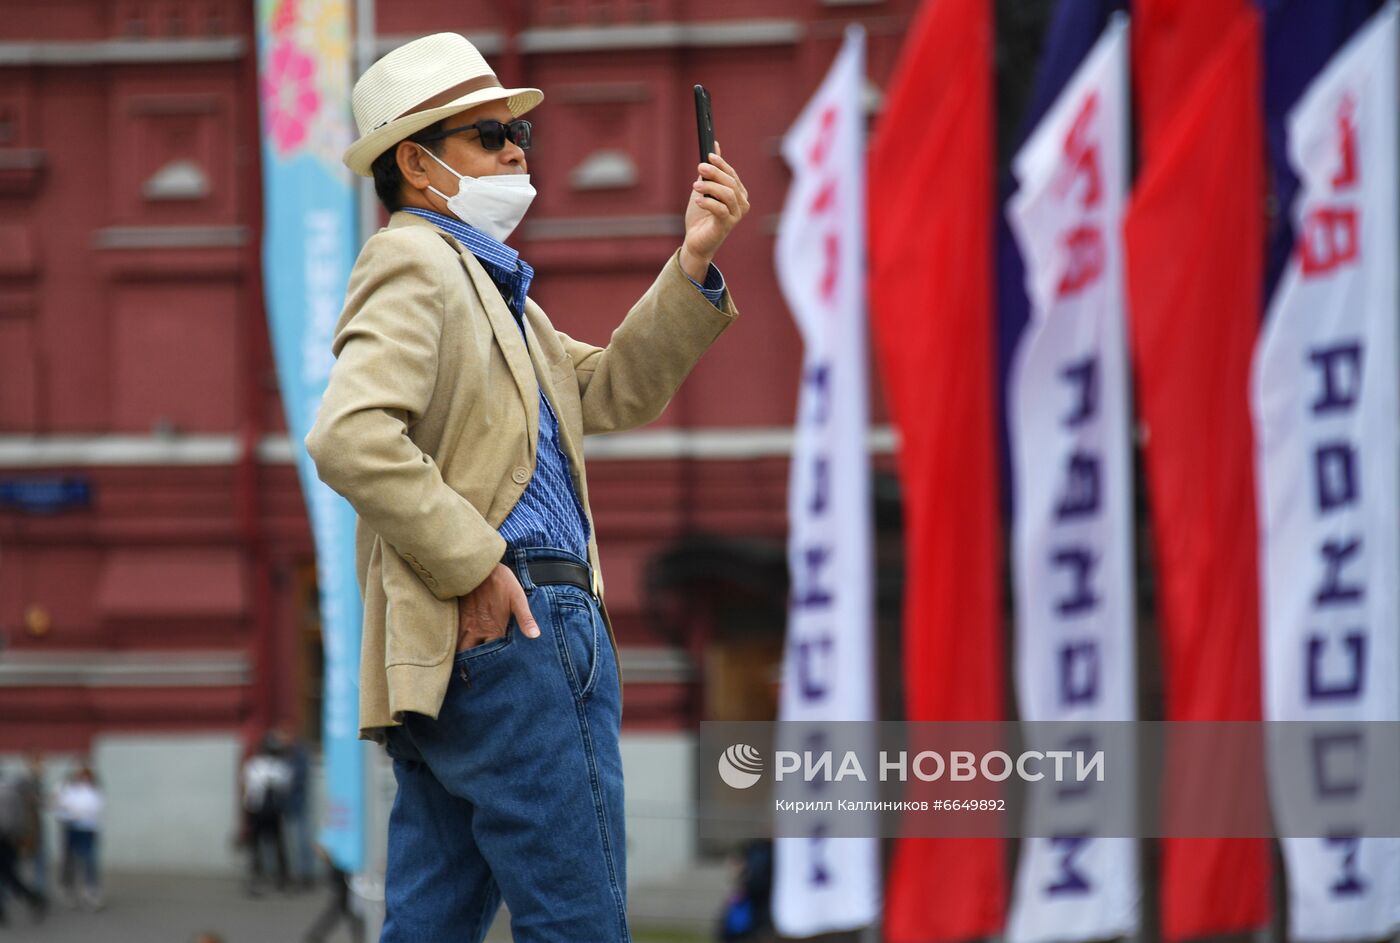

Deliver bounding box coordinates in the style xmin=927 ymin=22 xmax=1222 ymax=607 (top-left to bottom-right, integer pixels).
xmin=0 ymin=771 xmax=47 ymax=926
xmin=241 ymin=733 xmax=292 ymax=895
xmin=273 ymin=725 xmax=316 ymax=889
xmin=715 ymin=839 xmax=774 ymax=942
xmin=14 ymin=752 xmax=47 ymax=898
xmin=302 ymin=846 xmax=364 ymax=943
xmin=190 ymin=933 xmax=226 ymax=943
xmin=54 ymin=765 xmax=103 ymax=911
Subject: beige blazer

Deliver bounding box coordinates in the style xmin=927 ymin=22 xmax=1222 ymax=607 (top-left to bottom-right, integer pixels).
xmin=304 ymin=211 xmax=739 ymax=740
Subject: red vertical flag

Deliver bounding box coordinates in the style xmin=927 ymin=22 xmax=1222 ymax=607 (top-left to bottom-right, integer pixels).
xmin=1123 ymin=1 xmax=1272 ymax=938
xmin=869 ymin=0 xmax=1005 ymax=939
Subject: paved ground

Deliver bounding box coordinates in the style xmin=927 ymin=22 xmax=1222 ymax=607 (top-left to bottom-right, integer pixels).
xmin=4 ymin=873 xmax=329 ymax=943
xmin=3 ymin=869 xmax=725 ymax=943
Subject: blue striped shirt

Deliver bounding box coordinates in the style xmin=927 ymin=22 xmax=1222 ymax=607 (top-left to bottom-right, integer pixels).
xmin=404 ymin=208 xmax=726 ymax=559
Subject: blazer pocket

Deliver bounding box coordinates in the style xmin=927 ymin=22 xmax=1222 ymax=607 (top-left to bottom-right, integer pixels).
xmin=381 ymin=549 xmax=457 ymax=668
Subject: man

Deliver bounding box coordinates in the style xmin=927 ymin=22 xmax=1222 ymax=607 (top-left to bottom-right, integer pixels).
xmin=14 ymin=753 xmax=46 ymax=899
xmin=305 ymin=32 xmax=747 ymax=943
xmin=0 ymin=771 xmax=46 ymax=924
xmin=239 ymin=735 xmax=292 ymax=896
xmin=268 ymin=725 xmax=314 ymax=889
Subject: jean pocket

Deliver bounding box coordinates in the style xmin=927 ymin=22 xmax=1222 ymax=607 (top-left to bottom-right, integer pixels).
xmin=551 ymin=589 xmax=599 ymax=699
xmin=452 ymin=617 xmax=516 ymax=662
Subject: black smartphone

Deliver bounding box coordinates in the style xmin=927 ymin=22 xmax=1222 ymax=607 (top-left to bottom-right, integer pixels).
xmin=694 ymin=84 xmax=715 ymax=165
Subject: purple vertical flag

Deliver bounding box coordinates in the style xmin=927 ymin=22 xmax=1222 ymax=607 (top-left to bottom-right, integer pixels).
xmin=997 ymin=0 xmax=1126 ymax=513
xmin=1263 ymin=0 xmax=1385 ymax=297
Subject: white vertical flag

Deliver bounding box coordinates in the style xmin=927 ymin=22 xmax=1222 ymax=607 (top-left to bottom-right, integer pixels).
xmin=1252 ymin=5 xmax=1400 ymax=940
xmin=1004 ymin=16 xmax=1140 ymax=943
xmin=772 ymin=25 xmax=880 ymax=937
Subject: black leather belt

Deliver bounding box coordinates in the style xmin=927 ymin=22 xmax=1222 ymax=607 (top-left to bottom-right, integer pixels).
xmin=527 ymin=559 xmax=593 ymax=595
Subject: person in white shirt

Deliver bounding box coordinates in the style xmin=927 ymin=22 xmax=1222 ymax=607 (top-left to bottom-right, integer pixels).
xmin=240 ymin=735 xmax=293 ymax=895
xmin=54 ymin=766 xmax=103 ymax=911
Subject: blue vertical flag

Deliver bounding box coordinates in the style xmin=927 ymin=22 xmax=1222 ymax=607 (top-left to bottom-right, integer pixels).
xmin=253 ymin=0 xmax=367 ymax=873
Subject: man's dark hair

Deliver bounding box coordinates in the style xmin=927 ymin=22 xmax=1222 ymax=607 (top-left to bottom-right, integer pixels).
xmin=371 ymin=119 xmax=448 ymax=213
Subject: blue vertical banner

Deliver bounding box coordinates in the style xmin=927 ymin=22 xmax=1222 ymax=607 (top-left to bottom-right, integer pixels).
xmin=253 ymin=0 xmax=367 ymax=872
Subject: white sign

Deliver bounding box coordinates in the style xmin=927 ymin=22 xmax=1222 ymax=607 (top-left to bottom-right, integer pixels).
xmin=772 ymin=25 xmax=880 ymax=937
xmin=1004 ymin=17 xmax=1140 ymax=943
xmin=1251 ymin=5 xmax=1400 ymax=940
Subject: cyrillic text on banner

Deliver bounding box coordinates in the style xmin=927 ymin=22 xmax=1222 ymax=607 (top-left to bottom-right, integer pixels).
xmin=772 ymin=25 xmax=880 ymax=937
xmin=1252 ymin=5 xmax=1400 ymax=938
xmin=1005 ymin=16 xmax=1139 ymax=940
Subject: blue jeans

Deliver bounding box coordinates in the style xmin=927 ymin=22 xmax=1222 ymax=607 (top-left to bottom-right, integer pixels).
xmin=381 ymin=547 xmax=629 ymax=943
xmin=62 ymin=826 xmax=98 ymax=893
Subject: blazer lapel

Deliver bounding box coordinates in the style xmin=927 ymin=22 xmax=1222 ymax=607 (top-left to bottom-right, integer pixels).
xmin=456 ymin=244 xmax=540 ymax=456
xmin=384 ymin=211 xmax=540 ymax=457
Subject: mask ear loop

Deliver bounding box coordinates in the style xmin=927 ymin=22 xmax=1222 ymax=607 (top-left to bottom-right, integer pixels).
xmin=414 ymin=142 xmax=462 ymax=177
xmin=414 ymin=142 xmax=462 ymax=203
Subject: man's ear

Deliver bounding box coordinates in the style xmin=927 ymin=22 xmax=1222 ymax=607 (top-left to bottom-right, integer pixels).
xmin=396 ymin=141 xmax=431 ymax=192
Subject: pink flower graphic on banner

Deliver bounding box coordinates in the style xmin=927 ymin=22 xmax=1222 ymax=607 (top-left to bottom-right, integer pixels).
xmin=272 ymin=0 xmax=299 ymax=36
xmin=263 ymin=39 xmax=321 ymax=155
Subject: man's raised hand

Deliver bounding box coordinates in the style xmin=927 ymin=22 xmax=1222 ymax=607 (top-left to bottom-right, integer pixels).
xmin=680 ymin=142 xmax=750 ymax=282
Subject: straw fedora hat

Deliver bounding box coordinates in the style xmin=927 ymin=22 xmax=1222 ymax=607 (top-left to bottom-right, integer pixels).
xmin=343 ymin=32 xmax=543 ymax=177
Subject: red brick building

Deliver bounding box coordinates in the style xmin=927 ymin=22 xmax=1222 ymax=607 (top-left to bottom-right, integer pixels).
xmin=0 ymin=0 xmax=912 ymax=871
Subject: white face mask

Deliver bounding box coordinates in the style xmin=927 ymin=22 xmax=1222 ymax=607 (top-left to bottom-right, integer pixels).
xmin=417 ymin=144 xmax=536 ymax=243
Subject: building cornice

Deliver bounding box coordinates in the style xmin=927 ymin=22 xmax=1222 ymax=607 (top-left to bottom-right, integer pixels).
xmin=374 ymin=32 xmax=503 ymax=57
xmin=0 ymin=427 xmax=897 ymax=468
xmin=93 ymin=226 xmax=248 ymax=251
xmin=0 ymin=650 xmax=249 ymax=688
xmin=518 ymin=19 xmax=803 ymax=53
xmin=0 ymin=37 xmax=245 ymax=67
xmin=0 ymin=646 xmax=694 ymax=687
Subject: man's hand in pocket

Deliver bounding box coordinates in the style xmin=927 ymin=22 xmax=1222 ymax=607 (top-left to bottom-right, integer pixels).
xmin=457 ymin=563 xmax=542 ymax=652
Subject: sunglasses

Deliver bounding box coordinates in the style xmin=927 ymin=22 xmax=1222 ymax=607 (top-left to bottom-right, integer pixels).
xmin=419 ymin=118 xmax=533 ymax=151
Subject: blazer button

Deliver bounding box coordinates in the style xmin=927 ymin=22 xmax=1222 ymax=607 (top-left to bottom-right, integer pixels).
xmin=512 ymin=466 xmax=529 ymax=485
